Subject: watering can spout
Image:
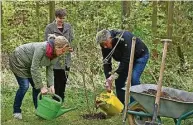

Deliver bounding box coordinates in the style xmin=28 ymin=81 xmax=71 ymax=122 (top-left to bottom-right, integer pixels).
xmin=56 ymin=107 xmax=77 ymax=117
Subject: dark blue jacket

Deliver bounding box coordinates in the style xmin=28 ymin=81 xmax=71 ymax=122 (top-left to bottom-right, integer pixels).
xmin=101 ymin=30 xmax=149 ymax=78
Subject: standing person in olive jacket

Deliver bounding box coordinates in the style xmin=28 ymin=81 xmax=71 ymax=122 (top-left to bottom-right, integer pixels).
xmin=44 ymin=8 xmax=74 ymax=102
xmin=9 ymin=35 xmax=70 ymax=120
xmin=96 ymin=29 xmax=149 ymax=104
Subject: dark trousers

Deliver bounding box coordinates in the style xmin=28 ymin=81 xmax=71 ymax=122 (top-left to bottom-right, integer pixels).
xmin=115 ymin=53 xmax=149 ymax=104
xmin=53 ymin=69 xmax=68 ymax=102
xmin=13 ymin=74 xmax=40 ymax=113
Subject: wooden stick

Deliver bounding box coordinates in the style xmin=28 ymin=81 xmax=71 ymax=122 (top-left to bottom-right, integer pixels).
xmin=145 ymin=39 xmax=171 ymax=125
xmin=122 ymin=37 xmax=136 ymax=125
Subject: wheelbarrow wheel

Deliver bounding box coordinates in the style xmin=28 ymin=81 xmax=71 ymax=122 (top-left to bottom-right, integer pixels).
xmin=128 ymin=101 xmax=151 ymax=125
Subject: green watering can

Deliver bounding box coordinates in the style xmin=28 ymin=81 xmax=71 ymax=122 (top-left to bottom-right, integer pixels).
xmin=36 ymin=93 xmax=76 ymax=120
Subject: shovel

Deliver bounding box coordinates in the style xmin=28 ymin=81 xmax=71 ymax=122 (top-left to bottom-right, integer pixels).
xmin=145 ymin=39 xmax=171 ymax=125
xmin=122 ymin=37 xmax=136 ymax=125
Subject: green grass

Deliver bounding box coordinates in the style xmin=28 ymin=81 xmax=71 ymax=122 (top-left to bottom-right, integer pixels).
xmin=1 ymin=86 xmax=122 ymax=125
xmin=1 ymin=86 xmax=193 ymax=125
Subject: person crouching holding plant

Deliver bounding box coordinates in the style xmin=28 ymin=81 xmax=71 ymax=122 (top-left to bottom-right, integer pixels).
xmin=9 ymin=34 xmax=70 ymax=120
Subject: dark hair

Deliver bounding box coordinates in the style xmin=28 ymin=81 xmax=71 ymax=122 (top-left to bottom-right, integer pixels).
xmin=55 ymin=9 xmax=67 ymax=18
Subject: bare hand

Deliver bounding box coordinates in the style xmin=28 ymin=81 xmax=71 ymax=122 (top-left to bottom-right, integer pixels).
xmin=41 ymin=87 xmax=48 ymax=94
xmin=48 ymin=85 xmax=55 ymax=94
xmin=105 ymin=77 xmax=113 ymax=92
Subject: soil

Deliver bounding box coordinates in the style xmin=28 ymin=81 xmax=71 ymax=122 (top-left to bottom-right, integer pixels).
xmin=82 ymin=112 xmax=107 ymax=120
xmin=142 ymin=89 xmax=185 ymax=102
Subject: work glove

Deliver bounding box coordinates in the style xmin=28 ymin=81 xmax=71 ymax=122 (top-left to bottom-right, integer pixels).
xmin=105 ymin=73 xmax=119 ymax=92
xmin=48 ymin=85 xmax=55 ymax=94
xmin=41 ymin=86 xmax=48 ymax=94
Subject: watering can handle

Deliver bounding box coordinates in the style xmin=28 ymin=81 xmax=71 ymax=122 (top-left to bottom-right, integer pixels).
xmin=37 ymin=93 xmax=63 ymax=104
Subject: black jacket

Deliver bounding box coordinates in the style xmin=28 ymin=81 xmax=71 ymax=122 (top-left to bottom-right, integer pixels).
xmin=101 ymin=30 xmax=149 ymax=78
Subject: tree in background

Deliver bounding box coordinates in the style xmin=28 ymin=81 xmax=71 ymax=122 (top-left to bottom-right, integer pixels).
xmin=49 ymin=1 xmax=55 ymax=23
xmin=152 ymin=1 xmax=158 ymax=60
xmin=1 ymin=1 xmax=193 ymax=92
xmin=121 ymin=1 xmax=131 ymax=31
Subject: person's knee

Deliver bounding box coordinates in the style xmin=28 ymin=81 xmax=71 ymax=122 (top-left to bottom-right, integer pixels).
xmin=19 ymin=84 xmax=29 ymax=92
xmin=131 ymin=78 xmax=140 ymax=86
xmin=131 ymin=71 xmax=141 ymax=86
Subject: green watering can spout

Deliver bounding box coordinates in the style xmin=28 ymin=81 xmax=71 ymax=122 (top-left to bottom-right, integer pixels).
xmin=56 ymin=107 xmax=77 ymax=117
xmin=36 ymin=93 xmax=76 ymax=120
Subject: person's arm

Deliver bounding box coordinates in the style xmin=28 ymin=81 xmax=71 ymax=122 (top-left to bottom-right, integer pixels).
xmin=44 ymin=25 xmax=52 ymax=41
xmin=102 ymin=48 xmax=112 ymax=78
xmin=69 ymin=24 xmax=74 ymax=42
xmin=65 ymin=24 xmax=74 ymax=69
xmin=31 ymin=48 xmax=44 ymax=89
xmin=46 ymin=65 xmax=54 ymax=87
xmin=46 ymin=65 xmax=55 ymax=94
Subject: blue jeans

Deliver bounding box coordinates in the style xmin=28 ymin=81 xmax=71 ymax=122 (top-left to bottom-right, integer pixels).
xmin=115 ymin=53 xmax=149 ymax=104
xmin=13 ymin=74 xmax=40 ymax=113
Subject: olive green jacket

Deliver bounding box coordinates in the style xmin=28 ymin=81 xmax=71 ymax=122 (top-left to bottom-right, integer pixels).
xmin=9 ymin=42 xmax=58 ymax=89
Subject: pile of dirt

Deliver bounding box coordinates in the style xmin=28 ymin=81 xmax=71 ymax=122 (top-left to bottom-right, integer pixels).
xmin=82 ymin=112 xmax=107 ymax=120
xmin=142 ymin=89 xmax=184 ymax=102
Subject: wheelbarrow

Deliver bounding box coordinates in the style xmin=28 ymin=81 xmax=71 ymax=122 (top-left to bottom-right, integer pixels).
xmin=36 ymin=93 xmax=76 ymax=120
xmin=126 ymin=84 xmax=193 ymax=125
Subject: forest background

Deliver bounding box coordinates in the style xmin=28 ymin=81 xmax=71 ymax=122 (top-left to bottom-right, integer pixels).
xmin=1 ymin=1 xmax=193 ymax=125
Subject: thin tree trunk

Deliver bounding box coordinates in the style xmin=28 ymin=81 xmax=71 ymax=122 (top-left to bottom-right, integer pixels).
xmin=89 ymin=73 xmax=96 ymax=113
xmin=152 ymin=1 xmax=157 ymax=38
xmin=177 ymin=2 xmax=186 ymax=72
xmin=1 ymin=1 xmax=3 ymax=43
xmin=36 ymin=2 xmax=40 ymax=42
xmin=82 ymin=73 xmax=91 ymax=113
xmin=49 ymin=1 xmax=55 ymax=23
xmin=177 ymin=46 xmax=185 ymax=72
xmin=167 ymin=1 xmax=174 ymax=39
xmin=152 ymin=1 xmax=158 ymax=59
xmin=0 ymin=1 xmax=3 ymax=75
xmin=121 ymin=1 xmax=131 ymax=31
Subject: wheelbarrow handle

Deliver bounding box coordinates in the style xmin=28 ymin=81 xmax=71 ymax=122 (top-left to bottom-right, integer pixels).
xmin=37 ymin=92 xmax=63 ymax=104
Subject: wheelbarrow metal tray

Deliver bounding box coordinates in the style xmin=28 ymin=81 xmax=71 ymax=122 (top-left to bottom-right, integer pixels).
xmin=130 ymin=84 xmax=193 ymax=118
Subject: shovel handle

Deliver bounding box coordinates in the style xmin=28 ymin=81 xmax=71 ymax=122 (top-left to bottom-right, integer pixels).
xmin=161 ymin=39 xmax=172 ymax=43
xmin=122 ymin=37 xmax=136 ymax=124
xmin=155 ymin=39 xmax=171 ymax=104
xmin=151 ymin=39 xmax=171 ymax=123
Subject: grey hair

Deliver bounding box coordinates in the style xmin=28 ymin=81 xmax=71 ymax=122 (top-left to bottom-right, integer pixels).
xmin=55 ymin=36 xmax=69 ymax=48
xmin=96 ymin=29 xmax=111 ymax=44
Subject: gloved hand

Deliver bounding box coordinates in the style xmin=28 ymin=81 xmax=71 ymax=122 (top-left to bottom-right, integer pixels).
xmin=48 ymin=85 xmax=55 ymax=94
xmin=41 ymin=86 xmax=48 ymax=94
